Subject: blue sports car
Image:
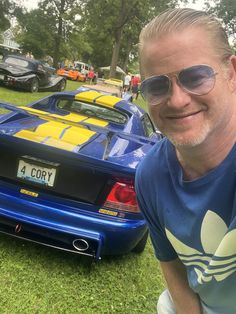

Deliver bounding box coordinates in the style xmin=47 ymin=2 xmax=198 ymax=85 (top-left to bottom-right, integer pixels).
xmin=0 ymin=89 xmax=162 ymax=259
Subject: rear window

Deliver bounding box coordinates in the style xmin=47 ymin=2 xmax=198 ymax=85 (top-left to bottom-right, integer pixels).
xmin=4 ymin=57 xmax=29 ymax=68
xmin=57 ymin=99 xmax=128 ymax=125
xmin=142 ymin=113 xmax=155 ymax=137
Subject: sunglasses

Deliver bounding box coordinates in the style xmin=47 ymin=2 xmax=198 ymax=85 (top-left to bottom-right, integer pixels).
xmin=140 ymin=64 xmax=217 ymax=105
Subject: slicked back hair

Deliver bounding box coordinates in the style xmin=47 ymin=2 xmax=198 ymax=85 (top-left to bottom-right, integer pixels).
xmin=139 ymin=8 xmax=233 ymax=67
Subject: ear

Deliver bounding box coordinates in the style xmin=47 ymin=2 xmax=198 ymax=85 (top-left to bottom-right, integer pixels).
xmin=227 ymin=55 xmax=236 ymax=93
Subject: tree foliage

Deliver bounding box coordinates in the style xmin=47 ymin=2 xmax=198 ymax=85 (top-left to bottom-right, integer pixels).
xmin=0 ymin=0 xmax=15 ymax=32
xmin=15 ymin=0 xmax=90 ymax=66
xmin=14 ymin=0 xmax=199 ymax=74
xmin=82 ymin=0 xmax=178 ymax=76
xmin=15 ymin=9 xmax=53 ymax=58
xmin=207 ymin=0 xmax=236 ymax=38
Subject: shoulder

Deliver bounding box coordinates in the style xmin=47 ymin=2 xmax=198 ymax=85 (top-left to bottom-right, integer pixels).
xmin=136 ymin=137 xmax=169 ymax=182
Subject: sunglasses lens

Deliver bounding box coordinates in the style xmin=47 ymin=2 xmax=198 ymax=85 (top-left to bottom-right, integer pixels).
xmin=141 ymin=75 xmax=170 ymax=105
xmin=179 ymin=65 xmax=216 ymax=95
xmin=141 ymin=65 xmax=216 ymax=105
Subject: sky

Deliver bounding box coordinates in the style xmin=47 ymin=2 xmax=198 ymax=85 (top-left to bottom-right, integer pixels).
xmin=21 ymin=0 xmax=39 ymax=11
xmin=22 ymin=0 xmax=208 ymax=11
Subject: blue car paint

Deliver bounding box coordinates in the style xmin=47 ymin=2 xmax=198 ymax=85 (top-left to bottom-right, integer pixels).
xmin=0 ymin=91 xmax=161 ymax=259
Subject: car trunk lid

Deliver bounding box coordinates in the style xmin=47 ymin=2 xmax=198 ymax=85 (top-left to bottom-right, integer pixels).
xmin=0 ymin=63 xmax=32 ymax=76
xmin=0 ymin=104 xmax=139 ymax=205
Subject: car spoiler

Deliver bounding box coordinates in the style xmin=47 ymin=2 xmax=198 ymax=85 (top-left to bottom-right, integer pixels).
xmin=0 ymin=102 xmax=162 ymax=160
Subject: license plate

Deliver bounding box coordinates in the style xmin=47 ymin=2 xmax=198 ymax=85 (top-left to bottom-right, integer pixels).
xmin=0 ymin=74 xmax=4 ymax=80
xmin=17 ymin=159 xmax=57 ymax=187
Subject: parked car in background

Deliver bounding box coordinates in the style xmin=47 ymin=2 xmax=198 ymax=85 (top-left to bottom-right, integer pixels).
xmin=41 ymin=60 xmax=56 ymax=75
xmin=0 ymin=89 xmax=162 ymax=259
xmin=73 ymin=61 xmax=91 ymax=76
xmin=104 ymin=78 xmax=123 ymax=87
xmin=57 ymin=67 xmax=86 ymax=82
xmin=78 ymin=78 xmax=132 ymax=102
xmin=0 ymin=54 xmax=66 ymax=92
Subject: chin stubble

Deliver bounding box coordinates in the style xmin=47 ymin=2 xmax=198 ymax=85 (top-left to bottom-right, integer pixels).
xmin=165 ymin=123 xmax=211 ymax=148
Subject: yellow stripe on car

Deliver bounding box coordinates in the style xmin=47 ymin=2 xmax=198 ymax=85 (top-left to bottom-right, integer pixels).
xmin=19 ymin=106 xmax=50 ymax=116
xmin=62 ymin=126 xmax=96 ymax=145
xmin=51 ymin=113 xmax=86 ymax=122
xmin=75 ymin=91 xmax=120 ymax=108
xmin=95 ymin=95 xmax=121 ymax=107
xmin=42 ymin=138 xmax=78 ymax=151
xmin=14 ymin=95 xmax=118 ymax=150
xmin=53 ymin=112 xmax=108 ymax=127
xmin=20 ymin=106 xmax=87 ymax=125
xmin=85 ymin=118 xmax=108 ymax=127
xmin=15 ymin=130 xmax=47 ymax=143
xmin=35 ymin=121 xmax=67 ymax=138
xmin=15 ymin=121 xmax=97 ymax=151
xmin=75 ymin=91 xmax=101 ymax=102
xmin=104 ymin=78 xmax=123 ymax=87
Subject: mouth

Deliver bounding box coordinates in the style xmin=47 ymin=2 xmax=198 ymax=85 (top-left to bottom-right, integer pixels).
xmin=167 ymin=110 xmax=202 ymax=120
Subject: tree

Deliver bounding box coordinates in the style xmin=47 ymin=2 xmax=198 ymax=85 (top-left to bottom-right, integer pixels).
xmin=83 ymin=0 xmax=178 ymax=77
xmin=15 ymin=0 xmax=90 ymax=66
xmin=38 ymin=0 xmax=75 ymax=67
xmin=0 ymin=0 xmax=15 ymax=32
xmin=15 ymin=8 xmax=54 ymax=58
xmin=208 ymin=0 xmax=236 ymax=35
xmin=14 ymin=0 xmax=192 ymax=73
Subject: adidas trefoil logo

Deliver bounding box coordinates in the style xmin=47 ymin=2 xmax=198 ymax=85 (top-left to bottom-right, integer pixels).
xmin=165 ymin=210 xmax=236 ymax=284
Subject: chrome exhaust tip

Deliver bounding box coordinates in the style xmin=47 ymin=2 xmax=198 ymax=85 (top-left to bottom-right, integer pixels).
xmin=72 ymin=239 xmax=89 ymax=252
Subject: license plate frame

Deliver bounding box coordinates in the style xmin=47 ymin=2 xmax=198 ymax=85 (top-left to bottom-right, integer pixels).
xmin=17 ymin=156 xmax=58 ymax=187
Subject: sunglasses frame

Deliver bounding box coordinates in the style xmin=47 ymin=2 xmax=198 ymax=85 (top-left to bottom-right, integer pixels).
xmin=140 ymin=64 xmax=218 ymax=105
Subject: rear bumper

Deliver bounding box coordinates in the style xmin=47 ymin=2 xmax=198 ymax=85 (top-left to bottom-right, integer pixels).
xmin=0 ymin=180 xmax=147 ymax=259
xmin=0 ymin=75 xmax=64 ymax=92
xmin=0 ymin=214 xmax=103 ymax=259
xmin=0 ymin=76 xmax=30 ymax=91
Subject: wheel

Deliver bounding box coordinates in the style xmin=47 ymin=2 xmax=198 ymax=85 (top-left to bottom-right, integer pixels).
xmin=57 ymin=79 xmax=66 ymax=91
xmin=29 ymin=78 xmax=39 ymax=93
xmin=132 ymin=230 xmax=149 ymax=253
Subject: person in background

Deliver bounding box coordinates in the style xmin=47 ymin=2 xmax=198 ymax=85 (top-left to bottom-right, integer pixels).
xmin=131 ymin=74 xmax=140 ymax=99
xmin=124 ymin=72 xmax=131 ymax=92
xmin=87 ymin=67 xmax=95 ymax=84
xmin=26 ymin=52 xmax=34 ymax=59
xmin=92 ymin=72 xmax=97 ymax=84
xmin=135 ymin=8 xmax=236 ymax=314
xmin=64 ymin=58 xmax=69 ymax=68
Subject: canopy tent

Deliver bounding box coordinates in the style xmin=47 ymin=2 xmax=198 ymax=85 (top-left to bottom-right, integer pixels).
xmin=99 ymin=66 xmax=126 ymax=75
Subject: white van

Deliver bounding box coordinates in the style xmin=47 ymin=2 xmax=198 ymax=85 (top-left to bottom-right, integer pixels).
xmin=73 ymin=61 xmax=91 ymax=75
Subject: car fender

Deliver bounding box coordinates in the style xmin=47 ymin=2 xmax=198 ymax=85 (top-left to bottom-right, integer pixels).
xmin=50 ymin=75 xmax=66 ymax=86
xmin=10 ymin=73 xmax=37 ymax=82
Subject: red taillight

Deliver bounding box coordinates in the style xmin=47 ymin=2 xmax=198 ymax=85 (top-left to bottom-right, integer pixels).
xmin=103 ymin=182 xmax=140 ymax=213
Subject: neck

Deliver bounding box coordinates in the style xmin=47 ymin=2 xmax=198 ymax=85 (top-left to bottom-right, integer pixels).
xmin=176 ymin=124 xmax=236 ymax=181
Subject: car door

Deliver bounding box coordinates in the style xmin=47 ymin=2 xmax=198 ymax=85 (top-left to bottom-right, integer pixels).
xmin=36 ymin=63 xmax=50 ymax=86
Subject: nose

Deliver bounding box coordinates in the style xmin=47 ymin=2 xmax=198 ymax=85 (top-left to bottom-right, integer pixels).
xmin=167 ymin=77 xmax=192 ymax=109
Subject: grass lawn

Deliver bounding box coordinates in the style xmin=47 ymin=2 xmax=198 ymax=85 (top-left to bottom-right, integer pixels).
xmin=0 ymin=81 xmax=164 ymax=314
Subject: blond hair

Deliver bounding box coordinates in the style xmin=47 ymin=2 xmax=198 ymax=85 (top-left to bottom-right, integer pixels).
xmin=139 ymin=8 xmax=233 ymax=63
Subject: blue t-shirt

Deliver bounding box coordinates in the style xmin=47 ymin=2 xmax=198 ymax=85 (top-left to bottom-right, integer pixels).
xmin=135 ymin=138 xmax=236 ymax=313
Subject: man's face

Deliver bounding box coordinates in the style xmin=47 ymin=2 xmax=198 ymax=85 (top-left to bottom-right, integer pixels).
xmin=142 ymin=27 xmax=235 ymax=147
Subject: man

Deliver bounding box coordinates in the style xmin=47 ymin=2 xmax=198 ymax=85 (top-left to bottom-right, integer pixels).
xmin=87 ymin=67 xmax=95 ymax=84
xmin=135 ymin=8 xmax=236 ymax=314
xmin=124 ymin=72 xmax=131 ymax=92
xmin=131 ymin=74 xmax=141 ymax=99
